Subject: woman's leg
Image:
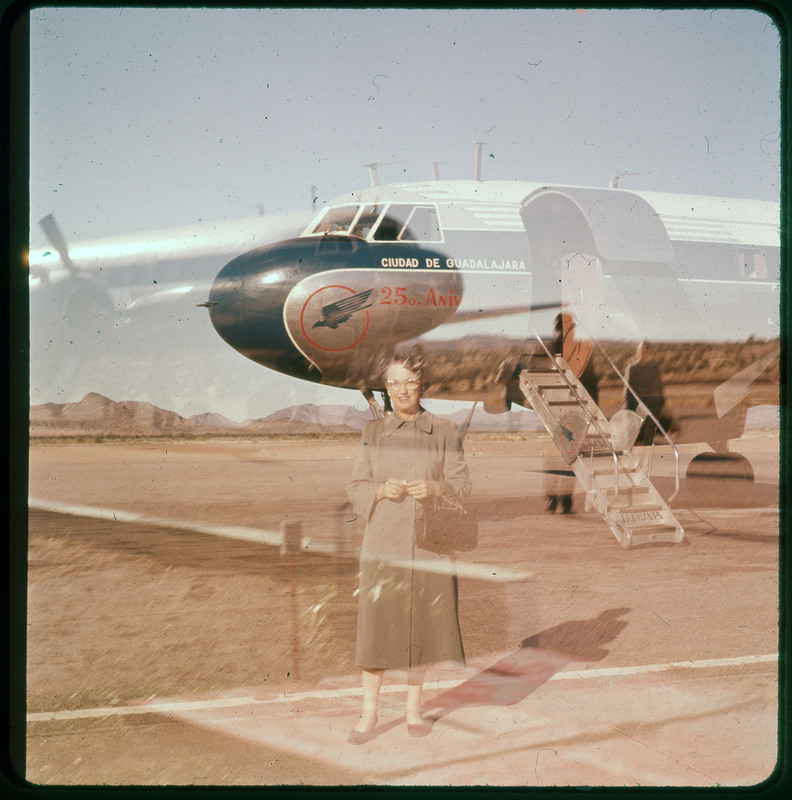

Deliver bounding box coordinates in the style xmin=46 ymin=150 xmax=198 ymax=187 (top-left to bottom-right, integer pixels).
xmin=405 ymin=669 xmax=426 ymax=725
xmin=353 ymin=668 xmax=384 ymax=733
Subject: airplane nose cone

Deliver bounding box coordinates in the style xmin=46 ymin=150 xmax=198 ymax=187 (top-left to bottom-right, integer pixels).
xmin=207 ymin=235 xmax=379 ymax=381
xmin=208 ymin=239 xmax=314 ymax=380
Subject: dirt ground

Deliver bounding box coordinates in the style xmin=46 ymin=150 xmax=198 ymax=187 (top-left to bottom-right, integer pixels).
xmin=22 ymin=432 xmax=781 ymax=786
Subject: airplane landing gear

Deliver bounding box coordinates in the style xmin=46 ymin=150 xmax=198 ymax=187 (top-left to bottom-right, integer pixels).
xmin=685 ymin=452 xmax=754 ymax=504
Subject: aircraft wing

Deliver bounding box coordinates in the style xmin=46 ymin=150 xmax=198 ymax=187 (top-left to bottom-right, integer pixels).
xmin=713 ymin=347 xmax=780 ymax=417
xmin=442 ymin=301 xmax=562 ymax=324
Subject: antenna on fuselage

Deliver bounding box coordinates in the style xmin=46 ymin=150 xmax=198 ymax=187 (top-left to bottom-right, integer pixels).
xmin=365 ymin=155 xmax=418 ymax=187
xmin=429 ymin=161 xmax=442 ymax=181
xmin=365 ymin=162 xmax=381 ymax=187
xmin=610 ymin=171 xmax=640 ymax=188
xmin=474 ymin=141 xmax=489 ymax=181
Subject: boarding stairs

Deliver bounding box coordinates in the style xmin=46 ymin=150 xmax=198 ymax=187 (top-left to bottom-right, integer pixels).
xmin=518 ymin=351 xmax=684 ymax=548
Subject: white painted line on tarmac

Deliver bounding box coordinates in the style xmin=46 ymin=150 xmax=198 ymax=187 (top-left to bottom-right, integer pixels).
xmin=27 ymin=653 xmax=777 ymax=724
xmin=29 ymin=496 xmax=284 ymax=547
xmin=28 ymin=497 xmax=534 ymax=582
xmin=545 ymin=652 xmax=778 ymax=679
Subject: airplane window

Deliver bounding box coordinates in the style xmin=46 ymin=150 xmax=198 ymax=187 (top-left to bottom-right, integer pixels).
xmin=351 ymin=204 xmax=383 ymax=238
xmin=372 ymin=204 xmax=441 ymax=242
xmin=399 ymin=206 xmax=441 ymax=242
xmin=737 ymin=248 xmax=767 ymax=279
xmin=371 ymin=211 xmax=406 ymax=241
xmin=309 ymin=204 xmax=359 ymax=234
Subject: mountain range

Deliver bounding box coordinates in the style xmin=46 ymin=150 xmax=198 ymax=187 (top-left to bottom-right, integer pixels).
xmin=28 ymin=393 xmax=543 ymax=438
xmin=28 ymin=392 xmax=777 ymax=439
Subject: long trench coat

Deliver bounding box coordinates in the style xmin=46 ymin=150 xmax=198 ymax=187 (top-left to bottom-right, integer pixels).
xmin=348 ymin=409 xmax=471 ymax=671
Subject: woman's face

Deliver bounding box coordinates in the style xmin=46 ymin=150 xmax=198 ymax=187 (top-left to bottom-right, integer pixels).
xmin=385 ymin=363 xmax=423 ymax=417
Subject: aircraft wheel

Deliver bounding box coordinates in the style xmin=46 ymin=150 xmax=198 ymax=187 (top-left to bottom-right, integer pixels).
xmin=685 ymin=452 xmax=754 ymax=504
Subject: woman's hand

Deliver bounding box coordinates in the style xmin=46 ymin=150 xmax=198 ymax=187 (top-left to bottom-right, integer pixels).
xmin=377 ymin=479 xmax=408 ymax=502
xmin=402 ymin=480 xmax=440 ymax=501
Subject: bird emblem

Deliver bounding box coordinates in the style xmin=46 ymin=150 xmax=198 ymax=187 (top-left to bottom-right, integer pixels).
xmin=560 ymin=424 xmax=575 ymax=442
xmin=313 ymin=289 xmax=373 ymax=329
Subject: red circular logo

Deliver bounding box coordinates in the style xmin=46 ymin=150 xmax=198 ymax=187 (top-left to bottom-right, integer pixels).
xmin=299 ymin=284 xmax=371 ymax=352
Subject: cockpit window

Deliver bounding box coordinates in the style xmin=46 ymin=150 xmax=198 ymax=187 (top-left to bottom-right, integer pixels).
xmin=350 ymin=205 xmax=383 ymax=238
xmin=401 ymin=206 xmax=442 ymax=242
xmin=311 ymin=205 xmax=358 ymax=234
xmin=306 ymin=202 xmax=442 ymax=242
xmin=372 ymin=204 xmax=441 ymax=242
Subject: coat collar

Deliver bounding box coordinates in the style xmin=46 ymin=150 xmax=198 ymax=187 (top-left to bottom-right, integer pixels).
xmin=383 ymin=407 xmax=433 ymax=436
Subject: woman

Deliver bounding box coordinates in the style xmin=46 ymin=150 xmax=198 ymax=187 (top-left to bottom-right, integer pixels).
xmin=347 ymin=352 xmax=470 ymax=743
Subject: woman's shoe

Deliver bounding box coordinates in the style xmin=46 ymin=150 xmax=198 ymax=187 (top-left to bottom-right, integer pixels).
xmin=347 ymin=727 xmax=379 ymax=744
xmin=407 ymin=721 xmax=433 ymax=737
xmin=347 ymin=715 xmax=379 ymax=744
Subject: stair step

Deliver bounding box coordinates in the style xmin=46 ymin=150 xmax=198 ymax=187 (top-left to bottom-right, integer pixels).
xmin=594 ymin=481 xmax=651 ymax=496
xmin=591 ymin=459 xmax=635 ymax=473
xmin=624 ymin=525 xmax=684 ymax=547
xmin=581 ymin=437 xmax=616 ymax=451
xmin=602 ymin=481 xmax=652 ymax=494
xmin=612 ymin=507 xmax=670 ymax=528
xmin=607 ymin=489 xmax=654 ymax=507
xmin=618 ymin=503 xmax=664 ymax=513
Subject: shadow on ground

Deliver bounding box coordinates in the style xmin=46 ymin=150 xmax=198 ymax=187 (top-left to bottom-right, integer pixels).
xmin=423 ymin=607 xmax=631 ymax=720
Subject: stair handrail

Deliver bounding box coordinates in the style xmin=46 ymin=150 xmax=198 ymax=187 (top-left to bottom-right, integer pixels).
xmin=587 ymin=339 xmax=681 ymax=502
xmin=529 ymin=329 xmax=621 ymax=500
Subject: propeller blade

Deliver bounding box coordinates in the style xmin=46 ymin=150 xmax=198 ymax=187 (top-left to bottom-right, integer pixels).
xmin=39 ymin=214 xmax=78 ymax=275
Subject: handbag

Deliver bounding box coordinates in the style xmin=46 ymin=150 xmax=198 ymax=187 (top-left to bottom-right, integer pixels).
xmin=415 ymin=495 xmax=478 ymax=554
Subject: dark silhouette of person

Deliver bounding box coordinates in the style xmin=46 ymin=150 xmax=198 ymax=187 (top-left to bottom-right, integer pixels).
xmin=624 ymin=341 xmax=666 ymax=445
xmin=546 ymin=313 xmax=599 ymax=513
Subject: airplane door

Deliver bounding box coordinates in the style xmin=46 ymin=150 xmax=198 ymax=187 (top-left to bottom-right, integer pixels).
xmin=519 ymin=186 xmax=698 ymax=342
xmin=560 ymin=250 xmax=603 ymax=335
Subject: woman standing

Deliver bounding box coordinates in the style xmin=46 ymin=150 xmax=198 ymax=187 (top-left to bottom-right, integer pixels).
xmin=347 ymin=352 xmax=470 ymax=742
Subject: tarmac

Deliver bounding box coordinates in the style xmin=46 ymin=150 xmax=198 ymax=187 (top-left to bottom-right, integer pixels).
xmin=21 ymin=433 xmax=782 ymax=789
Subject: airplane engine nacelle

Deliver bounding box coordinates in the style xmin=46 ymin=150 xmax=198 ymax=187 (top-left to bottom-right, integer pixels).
xmin=30 ymin=268 xmax=115 ymax=334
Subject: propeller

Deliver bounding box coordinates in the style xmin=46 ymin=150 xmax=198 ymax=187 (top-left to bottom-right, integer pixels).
xmin=37 ymin=213 xmax=114 ymax=333
xmin=39 ymin=214 xmax=79 ymax=275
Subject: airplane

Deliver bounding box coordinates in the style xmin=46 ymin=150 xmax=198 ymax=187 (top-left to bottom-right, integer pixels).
xmin=202 ymin=160 xmax=779 ymax=545
xmin=28 ymin=208 xmax=317 ymax=413
xmin=28 ymin=156 xmax=780 ymax=545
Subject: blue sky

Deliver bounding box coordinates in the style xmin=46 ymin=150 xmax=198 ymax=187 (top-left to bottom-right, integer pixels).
xmin=30 ymin=7 xmax=780 ymax=242
xmin=26 ymin=7 xmax=782 ymax=419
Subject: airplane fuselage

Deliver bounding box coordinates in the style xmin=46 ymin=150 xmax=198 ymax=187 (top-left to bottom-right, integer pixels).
xmin=207 ymin=180 xmax=779 ymax=450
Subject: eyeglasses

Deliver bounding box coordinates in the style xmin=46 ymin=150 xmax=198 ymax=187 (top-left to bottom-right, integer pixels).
xmin=385 ymin=378 xmax=421 ymax=390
